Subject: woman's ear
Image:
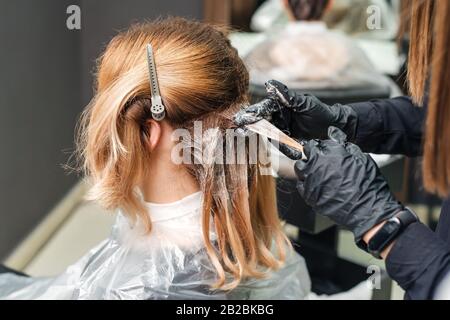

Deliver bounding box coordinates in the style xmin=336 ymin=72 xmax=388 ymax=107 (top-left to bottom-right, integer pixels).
xmin=145 ymin=119 xmax=162 ymax=151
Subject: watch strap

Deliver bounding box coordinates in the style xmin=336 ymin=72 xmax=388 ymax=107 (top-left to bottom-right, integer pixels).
xmin=367 ymin=207 xmax=419 ymax=259
xmin=396 ymin=207 xmax=418 ymax=227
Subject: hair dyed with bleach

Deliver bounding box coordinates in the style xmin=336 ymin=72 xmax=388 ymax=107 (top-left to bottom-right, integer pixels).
xmin=76 ymin=17 xmax=290 ymax=290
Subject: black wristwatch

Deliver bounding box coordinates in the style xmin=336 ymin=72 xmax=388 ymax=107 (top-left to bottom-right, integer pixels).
xmin=367 ymin=207 xmax=419 ymax=259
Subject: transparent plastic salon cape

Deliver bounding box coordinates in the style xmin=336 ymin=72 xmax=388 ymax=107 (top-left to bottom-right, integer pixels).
xmin=0 ymin=192 xmax=311 ymax=300
xmin=245 ymin=22 xmax=391 ymax=90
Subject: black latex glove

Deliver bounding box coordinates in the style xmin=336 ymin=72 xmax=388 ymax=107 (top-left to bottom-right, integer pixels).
xmin=290 ymin=126 xmax=403 ymax=247
xmin=234 ymin=80 xmax=359 ymax=140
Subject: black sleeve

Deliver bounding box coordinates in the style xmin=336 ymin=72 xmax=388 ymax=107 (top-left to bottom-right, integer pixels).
xmin=386 ymin=222 xmax=450 ymax=299
xmin=349 ymin=96 xmax=425 ymax=157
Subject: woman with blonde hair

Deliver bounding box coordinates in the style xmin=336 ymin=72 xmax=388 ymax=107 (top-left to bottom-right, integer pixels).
xmin=0 ymin=17 xmax=310 ymax=299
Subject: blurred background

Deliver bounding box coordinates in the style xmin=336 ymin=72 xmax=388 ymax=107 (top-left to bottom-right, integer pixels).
xmin=0 ymin=0 xmax=441 ymax=299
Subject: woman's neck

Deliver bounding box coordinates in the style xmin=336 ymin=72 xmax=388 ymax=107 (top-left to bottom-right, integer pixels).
xmin=140 ymin=154 xmax=200 ymax=204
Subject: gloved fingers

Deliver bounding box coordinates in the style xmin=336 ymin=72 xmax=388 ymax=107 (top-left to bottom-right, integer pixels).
xmin=233 ymin=111 xmax=262 ymax=127
xmin=296 ymin=180 xmax=306 ymax=195
xmin=327 ymin=126 xmax=347 ymax=144
xmin=305 ymin=137 xmax=351 ymax=158
xmin=265 ymin=80 xmax=292 ymax=108
xmin=238 ymin=103 xmax=262 ymax=114
xmin=271 ymin=111 xmax=292 ymax=135
xmin=302 ymin=139 xmax=320 ymax=158
xmin=294 ymin=160 xmax=308 ymax=182
xmin=275 ymin=142 xmax=305 ymax=160
xmin=344 ymin=143 xmax=365 ymax=160
xmin=233 ymin=99 xmax=276 ymax=126
xmin=293 ymin=139 xmax=320 ymax=179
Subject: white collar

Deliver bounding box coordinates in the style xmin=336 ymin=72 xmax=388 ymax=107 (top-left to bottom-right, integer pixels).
xmin=144 ymin=191 xmax=203 ymax=222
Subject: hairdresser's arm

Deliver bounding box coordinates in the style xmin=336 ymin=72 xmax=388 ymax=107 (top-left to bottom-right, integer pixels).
xmin=364 ymin=220 xmax=450 ymax=300
xmin=349 ymin=96 xmax=424 ymax=157
xmin=290 ymin=127 xmax=450 ymax=299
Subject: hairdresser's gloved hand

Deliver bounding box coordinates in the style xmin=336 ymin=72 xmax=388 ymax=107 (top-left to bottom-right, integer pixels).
xmin=286 ymin=127 xmax=403 ymax=247
xmin=234 ymin=80 xmax=358 ymax=140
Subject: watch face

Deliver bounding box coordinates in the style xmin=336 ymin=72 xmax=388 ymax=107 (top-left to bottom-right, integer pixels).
xmin=379 ymin=221 xmax=399 ymax=235
xmin=368 ymin=220 xmax=401 ymax=252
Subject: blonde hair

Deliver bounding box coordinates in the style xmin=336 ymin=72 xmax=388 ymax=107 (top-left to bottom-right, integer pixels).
xmin=76 ymin=17 xmax=289 ymax=290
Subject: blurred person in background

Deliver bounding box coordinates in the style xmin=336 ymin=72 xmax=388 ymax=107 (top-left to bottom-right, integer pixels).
xmin=246 ymin=0 xmax=390 ymax=93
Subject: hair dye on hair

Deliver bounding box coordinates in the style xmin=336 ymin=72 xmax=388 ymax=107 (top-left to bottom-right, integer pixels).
xmin=76 ymin=17 xmax=290 ymax=290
